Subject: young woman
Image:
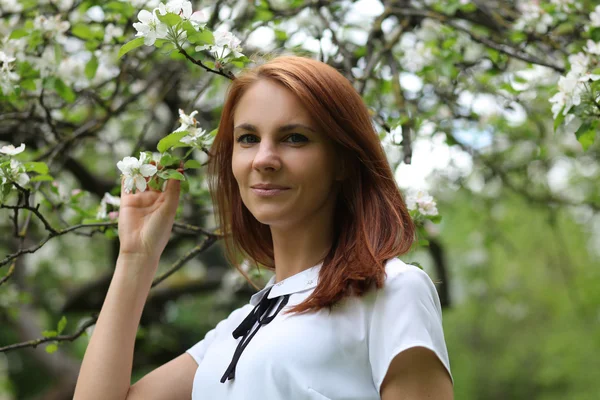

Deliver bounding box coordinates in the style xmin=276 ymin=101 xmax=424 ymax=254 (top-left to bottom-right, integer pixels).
xmin=74 ymin=56 xmax=453 ymax=400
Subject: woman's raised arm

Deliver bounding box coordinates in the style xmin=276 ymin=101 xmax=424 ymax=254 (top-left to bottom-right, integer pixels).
xmin=73 ymin=168 xmax=192 ymax=399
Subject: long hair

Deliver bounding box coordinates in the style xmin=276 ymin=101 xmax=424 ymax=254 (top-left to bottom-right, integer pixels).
xmin=207 ymin=56 xmax=416 ymax=315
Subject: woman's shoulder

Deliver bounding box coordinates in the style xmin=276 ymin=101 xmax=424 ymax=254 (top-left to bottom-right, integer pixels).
xmin=375 ymin=258 xmax=441 ymax=309
xmin=383 ymin=258 xmax=435 ymax=288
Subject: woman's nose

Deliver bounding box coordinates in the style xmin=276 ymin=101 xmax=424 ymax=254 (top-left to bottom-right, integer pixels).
xmin=252 ymin=141 xmax=281 ymax=172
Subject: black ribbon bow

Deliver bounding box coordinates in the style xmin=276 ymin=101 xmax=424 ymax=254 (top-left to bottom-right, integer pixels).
xmin=220 ymin=287 xmax=290 ymax=383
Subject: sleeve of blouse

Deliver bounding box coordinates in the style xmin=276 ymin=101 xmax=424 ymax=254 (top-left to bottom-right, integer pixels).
xmin=185 ymin=305 xmax=251 ymax=367
xmin=368 ymin=264 xmax=453 ymax=393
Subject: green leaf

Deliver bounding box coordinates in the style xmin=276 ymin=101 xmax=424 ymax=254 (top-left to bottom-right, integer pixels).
xmin=29 ymin=174 xmax=54 ymax=182
xmin=180 ymin=178 xmax=190 ymax=193
xmin=590 ymin=27 xmax=600 ymax=42
xmin=553 ymin=106 xmax=566 ymax=132
xmin=84 ymin=40 xmax=101 ymax=51
xmin=255 ymin=8 xmax=274 ymax=21
xmin=105 ymin=228 xmax=118 ymax=239
xmin=57 ymin=316 xmax=67 ymax=334
xmin=157 ymin=12 xmax=181 ymax=26
xmin=274 ymin=29 xmax=287 ymax=41
xmin=429 ymin=215 xmax=442 ymax=224
xmin=105 ymin=1 xmax=134 ymax=14
xmin=21 ymin=79 xmax=37 ymax=91
xmin=23 ymin=161 xmax=49 ymax=174
xmin=118 ymin=37 xmax=145 ymax=59
xmin=42 ymin=330 xmax=57 ymax=338
xmin=575 ymin=121 xmax=596 ymax=151
xmin=418 ymin=239 xmax=430 ymax=246
xmin=509 ymin=30 xmax=527 ymax=44
xmin=189 ymin=30 xmax=214 ymax=46
xmin=157 ymin=131 xmax=190 ymax=152
xmin=407 ymin=261 xmax=423 ymax=270
xmin=147 ymin=178 xmax=162 ymax=191
xmin=71 ymin=24 xmax=95 ymax=40
xmin=9 ymin=28 xmax=28 ymax=39
xmin=158 ymin=169 xmax=185 ymax=180
xmin=184 ymin=159 xmax=202 ymax=169
xmin=45 ymin=343 xmax=58 ymax=354
xmin=54 ymin=79 xmax=75 ymax=103
xmin=85 ymin=55 xmax=99 ymax=80
xmin=157 ymin=153 xmax=174 ymax=167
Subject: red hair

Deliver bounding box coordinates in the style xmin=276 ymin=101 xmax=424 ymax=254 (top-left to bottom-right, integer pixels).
xmin=207 ymin=56 xmax=415 ymax=315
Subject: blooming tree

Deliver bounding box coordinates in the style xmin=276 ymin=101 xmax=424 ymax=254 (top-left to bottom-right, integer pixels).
xmin=0 ymin=0 xmax=599 ymax=398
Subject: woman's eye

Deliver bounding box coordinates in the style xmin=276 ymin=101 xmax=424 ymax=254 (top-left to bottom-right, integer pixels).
xmin=285 ymin=133 xmax=308 ymax=143
xmin=237 ymin=134 xmax=258 ymax=144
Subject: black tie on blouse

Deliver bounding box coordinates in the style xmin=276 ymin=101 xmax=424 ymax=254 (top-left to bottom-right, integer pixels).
xmin=220 ymin=286 xmax=290 ymax=383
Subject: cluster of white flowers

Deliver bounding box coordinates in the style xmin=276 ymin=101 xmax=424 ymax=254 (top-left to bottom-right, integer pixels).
xmin=176 ymin=109 xmax=212 ymax=148
xmin=405 ymin=189 xmax=439 ymax=216
xmin=0 ymin=143 xmax=29 ymax=187
xmin=549 ymin=48 xmax=600 ymax=120
xmin=116 ymin=152 xmax=158 ymax=193
xmin=96 ymin=192 xmax=121 ymax=220
xmin=133 ymin=0 xmax=206 ymax=46
xmin=0 ymin=0 xmax=22 ymax=12
xmin=514 ymin=2 xmax=554 ymax=34
xmin=0 ymin=51 xmax=19 ymax=95
xmin=550 ymin=0 xmax=579 ymax=12
xmin=196 ymin=30 xmax=243 ymax=60
xmin=397 ymin=19 xmax=439 ymax=73
xmin=33 ymin=14 xmax=70 ymax=36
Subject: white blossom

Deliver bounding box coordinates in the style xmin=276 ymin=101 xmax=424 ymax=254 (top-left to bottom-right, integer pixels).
xmin=180 ymin=128 xmax=210 ymax=147
xmin=550 ymin=0 xmax=578 ymax=12
xmin=155 ymin=0 xmax=206 ymax=34
xmin=405 ymin=189 xmax=439 ymax=216
xmin=578 ymin=71 xmax=600 ymax=83
xmin=0 ymin=50 xmax=19 ymax=94
xmin=122 ymin=0 xmax=160 ymax=8
xmin=568 ymin=52 xmax=589 ymax=75
xmin=551 ymin=73 xmax=584 ymax=117
xmin=104 ymin=23 xmax=124 ymax=43
xmin=174 ymin=108 xmax=199 ymax=132
xmin=584 ymin=40 xmax=600 ymax=55
xmin=196 ymin=30 xmax=244 ymax=60
xmin=514 ymin=3 xmax=553 ymax=34
xmin=590 ymin=5 xmax=600 ymax=28
xmin=116 ymin=152 xmax=158 ymax=193
xmin=0 ymin=159 xmax=30 ymax=187
xmin=133 ymin=9 xmax=168 ymax=46
xmin=0 ymin=0 xmax=22 ymax=12
xmin=96 ymin=192 xmax=121 ymax=219
xmin=33 ymin=15 xmax=70 ymax=35
xmin=0 ymin=143 xmax=25 ymax=156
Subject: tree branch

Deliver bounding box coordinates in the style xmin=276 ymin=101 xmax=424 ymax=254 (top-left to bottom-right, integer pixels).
xmin=390 ymin=7 xmax=566 ymax=73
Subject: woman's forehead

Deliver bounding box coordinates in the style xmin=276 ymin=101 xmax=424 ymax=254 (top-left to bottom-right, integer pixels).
xmin=233 ymin=80 xmax=316 ymax=128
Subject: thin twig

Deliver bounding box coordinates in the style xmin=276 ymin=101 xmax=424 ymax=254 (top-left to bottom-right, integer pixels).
xmin=177 ymin=46 xmax=236 ymax=80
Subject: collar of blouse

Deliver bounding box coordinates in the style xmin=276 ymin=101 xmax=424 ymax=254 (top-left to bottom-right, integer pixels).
xmin=249 ymin=261 xmax=323 ymax=306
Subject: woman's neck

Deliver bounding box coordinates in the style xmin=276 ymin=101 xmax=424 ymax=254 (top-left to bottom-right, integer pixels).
xmin=270 ymin=219 xmax=333 ymax=283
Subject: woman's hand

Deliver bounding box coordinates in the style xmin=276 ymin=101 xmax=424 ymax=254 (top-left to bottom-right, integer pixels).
xmin=117 ymin=162 xmax=184 ymax=263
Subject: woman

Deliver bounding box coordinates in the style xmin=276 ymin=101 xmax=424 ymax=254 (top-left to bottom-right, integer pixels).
xmin=74 ymin=56 xmax=453 ymax=400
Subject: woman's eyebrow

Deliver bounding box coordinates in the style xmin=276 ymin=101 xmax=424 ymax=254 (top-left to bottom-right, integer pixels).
xmin=233 ymin=123 xmax=316 ymax=133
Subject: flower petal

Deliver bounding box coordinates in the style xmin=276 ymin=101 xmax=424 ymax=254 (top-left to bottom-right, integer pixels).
xmin=134 ymin=175 xmax=147 ymax=192
xmin=124 ymin=175 xmax=135 ymax=193
xmin=140 ymin=164 xmax=157 ymax=177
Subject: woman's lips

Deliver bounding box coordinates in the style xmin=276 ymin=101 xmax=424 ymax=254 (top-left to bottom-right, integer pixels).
xmin=251 ymin=188 xmax=290 ymax=197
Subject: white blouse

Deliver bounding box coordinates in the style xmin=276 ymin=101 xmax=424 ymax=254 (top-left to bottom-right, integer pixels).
xmin=186 ymin=257 xmax=452 ymax=399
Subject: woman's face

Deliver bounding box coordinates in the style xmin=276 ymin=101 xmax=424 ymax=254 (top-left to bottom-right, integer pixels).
xmin=232 ymin=79 xmax=341 ymax=228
